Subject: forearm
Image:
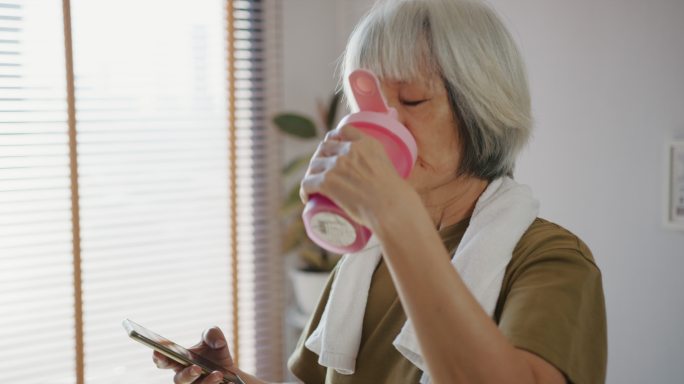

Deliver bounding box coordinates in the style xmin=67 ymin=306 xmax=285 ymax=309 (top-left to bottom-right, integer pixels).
xmin=369 ymin=191 xmax=536 ymax=384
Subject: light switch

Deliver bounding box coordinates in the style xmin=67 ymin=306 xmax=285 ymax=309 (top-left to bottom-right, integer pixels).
xmin=668 ymin=141 xmax=684 ymax=228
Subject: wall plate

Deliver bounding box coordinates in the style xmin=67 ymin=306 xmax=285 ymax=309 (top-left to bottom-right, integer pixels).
xmin=666 ymin=141 xmax=684 ymax=230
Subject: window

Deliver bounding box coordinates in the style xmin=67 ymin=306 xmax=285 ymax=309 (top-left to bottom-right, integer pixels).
xmin=0 ymin=0 xmax=76 ymax=380
xmin=0 ymin=0 xmax=282 ymax=382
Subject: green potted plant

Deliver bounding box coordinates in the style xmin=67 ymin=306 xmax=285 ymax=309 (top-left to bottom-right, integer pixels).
xmin=274 ymin=91 xmax=343 ymax=315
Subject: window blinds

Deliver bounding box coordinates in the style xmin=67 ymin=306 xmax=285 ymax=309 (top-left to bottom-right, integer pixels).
xmin=231 ymin=0 xmax=283 ymax=380
xmin=0 ymin=0 xmax=282 ymax=382
xmin=70 ymin=0 xmax=233 ymax=382
xmin=0 ymin=0 xmax=76 ymax=382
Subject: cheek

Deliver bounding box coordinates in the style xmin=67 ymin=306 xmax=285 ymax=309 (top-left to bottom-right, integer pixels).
xmin=424 ymin=132 xmax=461 ymax=171
xmin=409 ymin=109 xmax=462 ymax=171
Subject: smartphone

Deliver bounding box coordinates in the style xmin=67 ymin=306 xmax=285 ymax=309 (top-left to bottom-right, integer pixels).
xmin=122 ymin=319 xmax=245 ymax=384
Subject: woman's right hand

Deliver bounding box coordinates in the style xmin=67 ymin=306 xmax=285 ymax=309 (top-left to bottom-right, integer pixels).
xmin=152 ymin=326 xmax=237 ymax=384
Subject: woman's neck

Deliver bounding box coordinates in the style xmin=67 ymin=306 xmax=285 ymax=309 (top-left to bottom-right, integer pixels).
xmin=416 ymin=175 xmax=488 ymax=230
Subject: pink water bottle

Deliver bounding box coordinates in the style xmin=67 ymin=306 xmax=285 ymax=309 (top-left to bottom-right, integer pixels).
xmin=302 ymin=69 xmax=418 ymax=254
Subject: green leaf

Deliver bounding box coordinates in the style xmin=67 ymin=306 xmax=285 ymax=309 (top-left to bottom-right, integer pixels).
xmin=282 ymin=153 xmax=313 ymax=176
xmin=300 ymin=246 xmax=328 ymax=270
xmin=325 ymin=91 xmax=343 ymax=132
xmin=273 ymin=114 xmax=317 ymax=138
xmin=282 ymin=184 xmax=303 ymax=213
xmin=281 ymin=219 xmax=306 ymax=253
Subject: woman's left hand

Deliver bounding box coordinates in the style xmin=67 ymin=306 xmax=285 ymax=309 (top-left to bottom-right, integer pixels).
xmin=300 ymin=124 xmax=410 ymax=228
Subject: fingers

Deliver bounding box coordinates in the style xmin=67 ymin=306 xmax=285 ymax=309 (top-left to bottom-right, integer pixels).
xmin=327 ymin=124 xmax=363 ymax=141
xmin=300 ymin=172 xmax=327 ymax=204
xmin=196 ymin=371 xmax=227 ymax=384
xmin=313 ymin=139 xmax=349 ymax=159
xmin=311 ymin=125 xmax=365 ymax=164
xmin=306 ymin=156 xmax=337 ymax=176
xmin=172 ymin=365 xmax=227 ymax=384
xmin=299 ymin=124 xmax=370 ymax=204
xmin=301 ymin=155 xmax=349 ymax=203
xmin=301 ymin=140 xmax=348 ymax=204
xmin=173 ymin=365 xmax=203 ymax=384
xmin=152 ymin=351 xmax=183 ymax=371
xmin=156 ymin=328 xmax=235 ymax=384
xmin=299 ymin=181 xmax=309 ymax=205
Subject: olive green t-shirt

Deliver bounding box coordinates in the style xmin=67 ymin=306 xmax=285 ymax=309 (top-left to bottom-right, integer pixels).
xmin=288 ymin=218 xmax=607 ymax=384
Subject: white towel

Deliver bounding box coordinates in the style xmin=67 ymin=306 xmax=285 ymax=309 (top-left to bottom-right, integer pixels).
xmin=304 ymin=177 xmax=539 ymax=382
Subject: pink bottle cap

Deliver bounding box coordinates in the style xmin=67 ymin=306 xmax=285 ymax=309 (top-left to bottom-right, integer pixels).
xmin=345 ymin=69 xmax=418 ymax=177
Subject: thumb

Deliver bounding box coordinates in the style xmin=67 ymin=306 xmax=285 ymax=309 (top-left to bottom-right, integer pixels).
xmin=202 ymin=327 xmax=227 ymax=349
xmin=202 ymin=327 xmax=233 ymax=366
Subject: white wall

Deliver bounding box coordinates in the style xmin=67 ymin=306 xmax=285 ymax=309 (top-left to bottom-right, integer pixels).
xmin=280 ymin=0 xmax=342 ymax=166
xmin=489 ymin=1 xmax=684 ymax=383
xmin=282 ymin=1 xmax=684 ymax=382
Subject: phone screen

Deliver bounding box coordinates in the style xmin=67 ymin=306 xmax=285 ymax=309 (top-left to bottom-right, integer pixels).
xmin=122 ymin=319 xmax=244 ymax=384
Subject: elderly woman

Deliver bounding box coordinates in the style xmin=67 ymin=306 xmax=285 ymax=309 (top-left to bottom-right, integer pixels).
xmin=154 ymin=0 xmax=607 ymax=383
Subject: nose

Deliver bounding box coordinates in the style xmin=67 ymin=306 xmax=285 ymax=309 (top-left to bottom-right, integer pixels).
xmin=378 ymin=82 xmax=408 ymax=126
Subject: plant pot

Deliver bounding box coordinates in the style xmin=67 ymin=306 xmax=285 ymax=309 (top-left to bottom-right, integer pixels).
xmin=289 ymin=268 xmax=331 ymax=316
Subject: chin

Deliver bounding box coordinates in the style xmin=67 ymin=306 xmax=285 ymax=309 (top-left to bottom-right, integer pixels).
xmin=406 ymin=173 xmax=437 ymax=192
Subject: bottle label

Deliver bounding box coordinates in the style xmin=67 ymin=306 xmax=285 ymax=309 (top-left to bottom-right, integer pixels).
xmin=309 ymin=212 xmax=357 ymax=247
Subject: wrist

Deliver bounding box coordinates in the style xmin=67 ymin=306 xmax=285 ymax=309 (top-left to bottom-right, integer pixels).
xmin=367 ymin=183 xmax=425 ymax=238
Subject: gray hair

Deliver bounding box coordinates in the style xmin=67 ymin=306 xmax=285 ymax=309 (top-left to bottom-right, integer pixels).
xmin=341 ymin=0 xmax=532 ymax=180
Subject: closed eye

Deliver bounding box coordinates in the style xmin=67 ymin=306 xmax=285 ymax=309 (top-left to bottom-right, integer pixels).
xmin=401 ymin=98 xmax=429 ymax=107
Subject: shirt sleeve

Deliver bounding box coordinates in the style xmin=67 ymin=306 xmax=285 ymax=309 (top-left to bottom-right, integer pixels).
xmin=496 ymin=234 xmax=607 ymax=384
xmin=287 ymin=266 xmax=339 ymax=383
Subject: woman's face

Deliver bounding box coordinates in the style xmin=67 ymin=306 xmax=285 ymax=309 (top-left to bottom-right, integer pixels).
xmin=378 ymin=72 xmax=462 ymax=193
